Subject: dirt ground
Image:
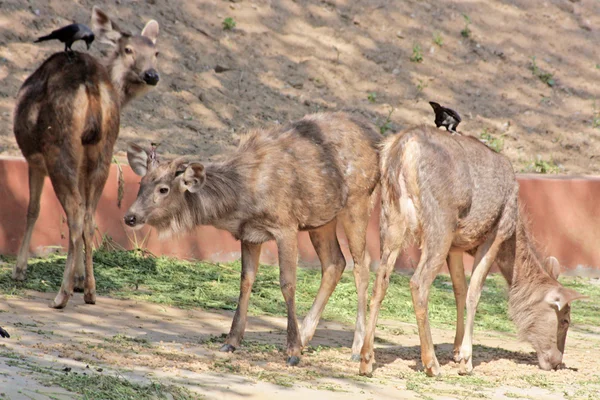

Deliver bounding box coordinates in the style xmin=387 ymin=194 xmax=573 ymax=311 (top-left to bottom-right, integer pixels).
xmin=1 ymin=0 xmax=600 ymax=174
xmin=0 ymin=291 xmax=598 ymax=399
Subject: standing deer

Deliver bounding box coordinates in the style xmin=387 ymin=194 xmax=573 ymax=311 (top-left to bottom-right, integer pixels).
xmin=124 ymin=113 xmax=380 ymax=365
xmin=12 ymin=6 xmax=160 ymax=309
xmin=359 ymin=126 xmax=585 ymax=377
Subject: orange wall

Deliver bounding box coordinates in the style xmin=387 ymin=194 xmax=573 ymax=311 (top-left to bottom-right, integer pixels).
xmin=1 ymin=157 xmax=598 ymax=273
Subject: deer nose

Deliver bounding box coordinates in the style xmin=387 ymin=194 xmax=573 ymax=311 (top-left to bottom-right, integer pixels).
xmin=124 ymin=214 xmax=137 ymax=227
xmin=142 ymin=69 xmax=159 ymax=86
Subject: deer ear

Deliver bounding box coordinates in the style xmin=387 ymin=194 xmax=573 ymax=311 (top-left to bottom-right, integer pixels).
xmin=180 ymin=163 xmax=205 ymax=193
xmin=544 ymin=256 xmax=561 ymax=280
xmin=141 ymin=20 xmax=159 ymax=45
xmin=91 ymin=6 xmax=125 ymax=46
xmin=546 ymin=287 xmax=587 ymax=311
xmin=127 ymin=143 xmax=149 ymax=177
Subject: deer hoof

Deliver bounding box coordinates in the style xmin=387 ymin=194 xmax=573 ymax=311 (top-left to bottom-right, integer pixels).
xmin=359 ymin=361 xmax=373 ymax=377
xmin=458 ymin=364 xmax=473 ymax=376
xmin=84 ymin=292 xmax=96 ymax=305
xmin=73 ymin=276 xmax=85 ymax=292
xmin=286 ymin=356 xmax=300 ymax=366
xmin=424 ymin=360 xmax=441 ymax=377
xmin=358 ymin=370 xmax=373 ymax=378
xmin=12 ymin=269 xmax=26 ymax=281
xmin=219 ymin=344 xmax=236 ymax=353
xmin=350 ymin=354 xmax=361 ymax=362
xmin=49 ymin=295 xmax=69 ymax=309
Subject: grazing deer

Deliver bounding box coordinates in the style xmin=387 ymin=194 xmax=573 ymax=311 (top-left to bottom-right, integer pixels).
xmin=125 ymin=113 xmax=380 ymax=365
xmin=359 ymin=126 xmax=584 ymax=377
xmin=12 ymin=6 xmax=160 ymax=309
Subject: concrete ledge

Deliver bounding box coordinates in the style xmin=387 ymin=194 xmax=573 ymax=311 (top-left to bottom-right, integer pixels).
xmin=0 ymin=157 xmax=598 ymax=274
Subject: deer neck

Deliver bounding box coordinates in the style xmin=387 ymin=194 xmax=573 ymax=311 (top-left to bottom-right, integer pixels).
xmin=192 ymin=161 xmax=243 ymax=226
xmin=106 ymin=55 xmax=137 ymax=108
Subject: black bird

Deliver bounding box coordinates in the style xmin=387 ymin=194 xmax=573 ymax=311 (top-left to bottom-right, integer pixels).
xmin=34 ymin=23 xmax=95 ymax=53
xmin=0 ymin=327 xmax=9 ymax=339
xmin=429 ymin=101 xmax=462 ymax=134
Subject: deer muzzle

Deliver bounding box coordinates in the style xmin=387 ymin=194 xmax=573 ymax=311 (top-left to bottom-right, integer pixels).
xmin=124 ymin=213 xmax=140 ymax=227
xmin=142 ymin=69 xmax=160 ymax=86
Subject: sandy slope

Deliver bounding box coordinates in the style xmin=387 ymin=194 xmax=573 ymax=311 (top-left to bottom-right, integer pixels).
xmin=0 ymin=0 xmax=599 ymax=174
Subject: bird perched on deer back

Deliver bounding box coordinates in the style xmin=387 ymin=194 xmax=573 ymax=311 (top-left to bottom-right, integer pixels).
xmin=34 ymin=23 xmax=95 ymax=53
xmin=429 ymin=101 xmax=462 ymax=135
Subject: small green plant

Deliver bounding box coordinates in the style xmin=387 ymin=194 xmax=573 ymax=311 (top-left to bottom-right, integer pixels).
xmin=530 ymin=56 xmax=555 ymax=87
xmin=433 ymin=32 xmax=443 ymax=46
xmin=479 ymin=129 xmax=504 ymax=153
xmin=410 ymin=43 xmax=423 ymax=63
xmin=416 ymin=79 xmax=428 ymax=93
xmin=529 ymin=158 xmax=560 ymax=174
xmin=367 ymin=92 xmax=377 ymax=103
xmin=379 ymin=107 xmax=395 ymax=135
xmin=222 ymin=17 xmax=236 ymax=30
xmin=461 ymin=14 xmax=472 ymax=38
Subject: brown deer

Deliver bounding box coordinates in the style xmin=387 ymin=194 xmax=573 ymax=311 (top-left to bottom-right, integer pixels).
xmin=124 ymin=112 xmax=380 ymax=365
xmin=12 ymin=6 xmax=160 ymax=309
xmin=359 ymin=126 xmax=585 ymax=377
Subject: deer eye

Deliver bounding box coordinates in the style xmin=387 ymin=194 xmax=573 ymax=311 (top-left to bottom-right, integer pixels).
xmin=125 ymin=47 xmax=134 ymax=55
xmin=562 ymin=319 xmax=569 ymax=325
xmin=159 ymin=187 xmax=169 ymax=194
xmin=155 ymin=51 xmax=160 ymax=58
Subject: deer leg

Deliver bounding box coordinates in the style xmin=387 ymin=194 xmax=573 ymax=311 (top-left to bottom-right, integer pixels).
xmin=339 ymin=196 xmax=373 ymax=361
xmin=277 ymin=232 xmax=302 ymax=366
xmin=359 ymin=205 xmax=408 ymax=376
xmin=50 ymin=187 xmax=84 ymax=309
xmin=447 ymin=252 xmax=467 ymax=362
xmin=72 ymin=244 xmax=85 ymax=292
xmin=300 ymin=219 xmax=345 ymax=348
xmin=458 ymin=232 xmax=505 ymax=375
xmin=13 ymin=162 xmax=46 ymax=281
xmin=81 ymin=161 xmax=112 ymax=305
xmin=411 ymin=234 xmax=453 ymax=377
xmin=221 ymin=241 xmax=261 ymax=352
xmin=359 ymin=244 xmax=401 ymax=376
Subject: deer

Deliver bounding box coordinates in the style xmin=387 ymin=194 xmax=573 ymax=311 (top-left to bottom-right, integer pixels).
xmin=359 ymin=126 xmax=585 ymax=377
xmin=11 ymin=6 xmax=160 ymax=309
xmin=124 ymin=112 xmax=381 ymax=365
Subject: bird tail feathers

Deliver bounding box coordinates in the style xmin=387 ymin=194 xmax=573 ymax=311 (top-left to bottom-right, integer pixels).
xmin=34 ymin=34 xmax=54 ymax=43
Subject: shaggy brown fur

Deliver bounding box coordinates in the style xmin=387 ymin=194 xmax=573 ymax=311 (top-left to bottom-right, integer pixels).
xmin=359 ymin=125 xmax=583 ymax=377
xmin=125 ymin=112 xmax=381 ymax=365
xmin=12 ymin=6 xmax=160 ymax=309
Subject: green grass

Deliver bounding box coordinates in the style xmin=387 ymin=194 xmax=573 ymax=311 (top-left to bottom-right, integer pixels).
xmin=0 ymin=250 xmax=599 ymax=333
xmin=222 ymin=17 xmax=236 ymax=30
xmin=410 ymin=43 xmax=423 ymax=63
xmin=106 ymin=334 xmax=152 ymax=348
xmin=480 ymin=129 xmax=504 ymax=153
xmin=530 ymin=56 xmax=555 ymax=87
xmin=522 ymin=158 xmax=560 ymax=174
xmin=44 ymin=373 xmax=198 ymax=400
xmin=461 ymin=14 xmax=472 ymax=38
xmin=1 ymin=356 xmax=199 ymax=400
